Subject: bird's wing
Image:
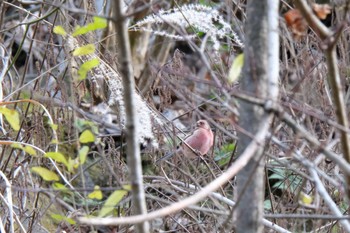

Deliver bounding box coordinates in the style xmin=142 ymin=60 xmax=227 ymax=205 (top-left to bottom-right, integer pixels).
xmin=184 ymin=128 xmax=208 ymax=154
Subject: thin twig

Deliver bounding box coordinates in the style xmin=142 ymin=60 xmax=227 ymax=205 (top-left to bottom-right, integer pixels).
xmin=78 ymin=118 xmax=271 ymax=225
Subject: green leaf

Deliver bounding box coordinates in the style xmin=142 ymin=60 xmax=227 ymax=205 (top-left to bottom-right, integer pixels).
xmin=31 ymin=167 xmax=59 ymax=181
xmin=45 ymin=152 xmax=69 ymax=168
xmin=11 ymin=143 xmax=37 ymax=156
xmin=51 ymin=214 xmax=76 ymax=225
xmin=0 ymin=107 xmax=20 ymax=131
xmin=53 ymin=26 xmax=67 ymax=36
xmin=98 ymin=189 xmax=128 ymax=217
xmin=75 ymin=119 xmax=95 ymax=131
xmin=333 ymin=189 xmax=340 ymax=198
xmin=50 ymin=139 xmax=59 ymax=145
xmin=52 ymin=182 xmax=68 ymax=192
xmin=68 ymin=157 xmax=76 ymax=172
xmin=264 ymin=199 xmax=272 ymax=210
xmin=79 ymin=129 xmax=95 ymax=143
xmin=269 ymin=173 xmax=285 ymax=180
xmin=88 ymin=185 xmax=103 ymax=200
xmin=214 ymin=143 xmax=235 ymax=166
xmin=339 ymin=201 xmax=349 ymax=213
xmin=72 ymin=25 xmax=89 ymax=37
xmin=217 ymin=155 xmax=231 ymax=167
xmin=79 ymin=146 xmax=89 ymax=164
xmin=214 ymin=143 xmax=235 ymax=160
xmin=72 ymin=16 xmax=107 ymax=37
xmin=272 ymin=181 xmax=286 ymax=190
xmin=50 ymin=123 xmax=58 ymax=131
xmin=78 ymin=58 xmax=100 ymax=80
xmin=299 ymin=192 xmax=313 ymax=205
xmin=11 ymin=143 xmax=23 ymax=149
xmin=228 ymin=53 xmax=244 ymax=84
xmin=122 ymin=184 xmax=132 ymax=191
xmin=72 ymin=44 xmax=96 ymax=56
xmin=23 ymin=146 xmax=37 ymax=156
xmin=90 ymin=16 xmax=107 ymax=30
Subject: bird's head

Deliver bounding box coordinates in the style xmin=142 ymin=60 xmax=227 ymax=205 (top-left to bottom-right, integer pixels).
xmin=196 ymin=120 xmax=211 ymax=130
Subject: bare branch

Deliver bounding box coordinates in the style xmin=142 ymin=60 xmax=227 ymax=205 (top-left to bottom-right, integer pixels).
xmin=113 ymin=1 xmax=149 ymax=232
xmin=295 ymin=0 xmax=350 ymax=202
xmin=78 ymin=120 xmax=271 ymax=225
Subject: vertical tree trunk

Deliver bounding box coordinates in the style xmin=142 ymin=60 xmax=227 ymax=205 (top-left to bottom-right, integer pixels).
xmin=113 ymin=1 xmax=150 ymax=232
xmin=235 ymin=1 xmax=279 ymax=232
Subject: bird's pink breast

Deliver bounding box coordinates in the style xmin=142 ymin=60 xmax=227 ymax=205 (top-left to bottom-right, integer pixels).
xmin=183 ymin=128 xmax=213 ymax=157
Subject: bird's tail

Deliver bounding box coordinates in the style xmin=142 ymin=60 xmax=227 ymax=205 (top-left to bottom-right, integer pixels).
xmin=155 ymin=151 xmax=175 ymax=164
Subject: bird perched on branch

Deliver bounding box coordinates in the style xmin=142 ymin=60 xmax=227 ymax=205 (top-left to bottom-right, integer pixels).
xmin=157 ymin=120 xmax=214 ymax=162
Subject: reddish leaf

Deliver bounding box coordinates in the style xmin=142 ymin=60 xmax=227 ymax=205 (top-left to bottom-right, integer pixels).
xmin=284 ymin=9 xmax=307 ymax=39
xmin=312 ymin=3 xmax=331 ymax=20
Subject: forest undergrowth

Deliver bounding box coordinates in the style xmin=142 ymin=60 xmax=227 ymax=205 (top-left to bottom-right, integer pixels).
xmin=0 ymin=0 xmax=350 ymax=232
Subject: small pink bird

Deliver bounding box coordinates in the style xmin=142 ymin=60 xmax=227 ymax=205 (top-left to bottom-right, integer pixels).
xmin=157 ymin=120 xmax=214 ymax=162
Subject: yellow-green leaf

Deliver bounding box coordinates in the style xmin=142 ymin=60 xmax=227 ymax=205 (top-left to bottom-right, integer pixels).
xmin=72 ymin=44 xmax=96 ymax=56
xmin=52 ymin=182 xmax=68 ymax=192
xmin=0 ymin=107 xmax=20 ymax=131
xmin=45 ymin=152 xmax=69 ymax=168
xmin=31 ymin=167 xmax=59 ymax=181
xmin=122 ymin=184 xmax=132 ymax=191
xmin=78 ymin=58 xmax=100 ymax=80
xmin=75 ymin=119 xmax=95 ymax=131
xmin=79 ymin=129 xmax=95 ymax=143
xmin=299 ymin=192 xmax=313 ymax=205
xmin=88 ymin=16 xmax=107 ymax=30
xmin=228 ymin=53 xmax=244 ymax=84
xmin=53 ymin=26 xmax=67 ymax=36
xmin=68 ymin=157 xmax=76 ymax=172
xmin=51 ymin=214 xmax=76 ymax=225
xmin=333 ymin=189 xmax=340 ymax=198
xmin=88 ymin=185 xmax=103 ymax=200
xmin=11 ymin=143 xmax=37 ymax=156
xmin=72 ymin=17 xmax=107 ymax=37
xmin=98 ymin=189 xmax=128 ymax=217
xmin=11 ymin=143 xmax=24 ymax=150
xmin=50 ymin=139 xmax=59 ymax=144
xmin=23 ymin=146 xmax=37 ymax=156
xmin=72 ymin=25 xmax=89 ymax=37
xmin=50 ymin=123 xmax=58 ymax=131
xmin=79 ymin=146 xmax=89 ymax=164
